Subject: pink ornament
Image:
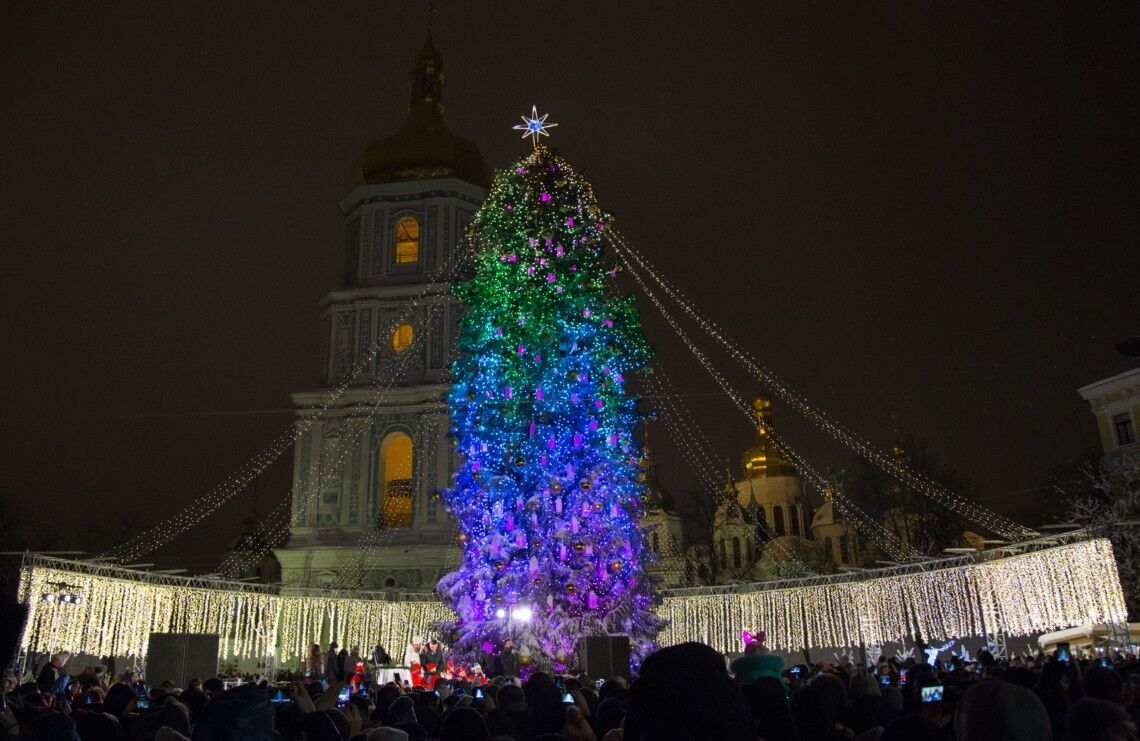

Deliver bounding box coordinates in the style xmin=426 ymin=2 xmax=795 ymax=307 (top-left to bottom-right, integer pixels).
xmin=540 ymin=192 xmax=551 ymax=203
xmin=546 ymin=273 xmax=555 ymax=283
xmin=555 ymin=498 xmax=563 ymax=514
xmin=529 ymin=422 xmax=536 ymax=438
xmin=573 ymin=433 xmax=583 ymax=448
xmin=566 ymin=218 xmax=575 ymax=227
xmin=536 ymin=388 xmax=544 ymax=401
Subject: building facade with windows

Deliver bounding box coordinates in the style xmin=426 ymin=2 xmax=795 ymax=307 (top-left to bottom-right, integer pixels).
xmin=1079 ymin=365 xmax=1140 ymax=463
xmin=708 ymin=396 xmax=859 ymax=582
xmin=274 ymin=36 xmax=487 ymax=589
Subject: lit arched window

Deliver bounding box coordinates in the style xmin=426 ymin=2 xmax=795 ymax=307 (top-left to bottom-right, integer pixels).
xmin=394 ymin=217 xmax=420 ymax=264
xmin=732 ymin=537 xmax=742 ymax=568
xmin=380 ymin=432 xmax=413 ymax=528
xmin=773 ymin=506 xmax=785 ymax=535
xmin=392 ymin=324 xmax=413 ymax=353
xmin=790 ymin=505 xmax=801 ymax=536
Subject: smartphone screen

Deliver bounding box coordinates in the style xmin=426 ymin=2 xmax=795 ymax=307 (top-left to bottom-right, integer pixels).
xmin=474 ymin=688 xmax=485 ymax=700
xmin=920 ymin=685 xmax=943 ymax=703
xmin=899 ymin=670 xmax=908 ymax=684
xmin=561 ymin=692 xmax=574 ymax=704
xmin=880 ymin=675 xmax=890 ymax=686
xmin=136 ymin=699 xmax=150 ymax=710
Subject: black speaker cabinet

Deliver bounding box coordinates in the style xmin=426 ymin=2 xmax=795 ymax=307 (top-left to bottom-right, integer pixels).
xmin=576 ymin=635 xmax=631 ymax=680
xmin=145 ymin=633 xmax=220 ymax=688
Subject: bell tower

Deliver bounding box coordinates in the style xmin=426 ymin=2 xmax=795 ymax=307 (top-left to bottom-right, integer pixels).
xmin=275 ymin=32 xmax=487 ymax=590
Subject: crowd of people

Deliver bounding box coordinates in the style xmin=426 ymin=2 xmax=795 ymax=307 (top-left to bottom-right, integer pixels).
xmin=2 ymin=637 xmax=1140 ymax=740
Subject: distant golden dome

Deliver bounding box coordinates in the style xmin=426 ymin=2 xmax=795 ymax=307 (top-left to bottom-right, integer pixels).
xmin=353 ymin=36 xmax=488 ymax=189
xmin=741 ymin=394 xmax=795 ymax=479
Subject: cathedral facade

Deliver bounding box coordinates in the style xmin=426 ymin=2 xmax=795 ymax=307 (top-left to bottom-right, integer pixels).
xmin=274 ymin=37 xmax=486 ymax=590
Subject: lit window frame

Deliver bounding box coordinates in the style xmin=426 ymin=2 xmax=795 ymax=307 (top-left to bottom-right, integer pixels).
xmin=391 ymin=323 xmax=414 ymax=353
xmin=393 ymin=216 xmax=421 ymax=265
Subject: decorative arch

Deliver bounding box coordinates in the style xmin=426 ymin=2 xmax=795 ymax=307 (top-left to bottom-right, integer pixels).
xmin=378 ymin=431 xmax=414 ymax=528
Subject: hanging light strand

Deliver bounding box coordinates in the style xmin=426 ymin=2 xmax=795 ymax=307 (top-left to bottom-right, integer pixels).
xmin=104 ymin=242 xmax=475 ymax=563
xmin=611 ymin=235 xmax=1034 ymax=541
xmin=614 ymin=244 xmax=919 ymax=562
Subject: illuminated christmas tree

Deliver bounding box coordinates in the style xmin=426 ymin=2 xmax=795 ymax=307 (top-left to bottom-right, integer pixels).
xmin=438 ymin=111 xmax=663 ymax=670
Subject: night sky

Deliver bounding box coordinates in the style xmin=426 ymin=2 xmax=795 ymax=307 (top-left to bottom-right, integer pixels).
xmin=2 ymin=2 xmax=1137 ymax=570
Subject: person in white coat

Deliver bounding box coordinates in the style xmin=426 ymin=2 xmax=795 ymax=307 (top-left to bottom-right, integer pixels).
xmin=404 ymin=637 xmax=424 ymax=667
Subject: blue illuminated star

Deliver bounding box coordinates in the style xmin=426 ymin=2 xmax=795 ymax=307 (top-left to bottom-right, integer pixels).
xmin=513 ymin=105 xmax=558 ymax=147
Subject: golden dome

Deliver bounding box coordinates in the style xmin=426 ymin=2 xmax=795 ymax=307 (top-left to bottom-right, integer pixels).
xmin=353 ymin=36 xmax=489 ymax=189
xmin=741 ymin=395 xmax=795 ymax=479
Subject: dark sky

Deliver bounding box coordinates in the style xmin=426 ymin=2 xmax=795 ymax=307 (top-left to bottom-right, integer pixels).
xmin=2 ymin=2 xmax=1137 ymax=569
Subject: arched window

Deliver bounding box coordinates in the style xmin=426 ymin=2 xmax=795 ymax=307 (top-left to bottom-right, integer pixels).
xmin=394 ymin=217 xmax=420 ymax=264
xmin=773 ymin=506 xmax=785 ymax=535
xmin=839 ymin=535 xmax=849 ymax=564
xmin=732 ymin=537 xmax=742 ymax=568
xmin=746 ymin=539 xmax=753 ymax=564
xmin=384 ymin=577 xmax=396 ymax=587
xmin=756 ymin=505 xmax=767 ymax=528
xmin=790 ymin=505 xmax=801 ymax=536
xmin=824 ymin=537 xmax=834 ymax=561
xmin=719 ymin=539 xmax=727 ymax=567
xmin=652 ymin=532 xmax=660 ymax=553
xmin=391 ymin=324 xmax=413 ymax=353
xmin=380 ymin=432 xmax=414 ymax=528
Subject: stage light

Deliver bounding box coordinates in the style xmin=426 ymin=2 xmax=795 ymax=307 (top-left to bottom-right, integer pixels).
xmin=495 ymin=608 xmax=507 ymax=619
xmin=511 ymin=605 xmax=533 ymax=623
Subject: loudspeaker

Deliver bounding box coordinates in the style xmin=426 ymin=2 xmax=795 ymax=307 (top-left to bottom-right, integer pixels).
xmin=576 ymin=635 xmax=631 ymax=680
xmin=146 ymin=633 xmax=220 ymax=688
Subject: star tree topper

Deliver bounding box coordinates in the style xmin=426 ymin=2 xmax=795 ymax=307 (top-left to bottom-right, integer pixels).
xmin=513 ymin=105 xmax=558 ymax=147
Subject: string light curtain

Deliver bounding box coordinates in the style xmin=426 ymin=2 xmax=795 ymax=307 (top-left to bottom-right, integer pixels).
xmin=20 ymin=539 xmax=1125 ymax=661
xmin=20 ymin=566 xmax=449 ymax=662
xmin=657 ymin=539 xmax=1126 ymax=653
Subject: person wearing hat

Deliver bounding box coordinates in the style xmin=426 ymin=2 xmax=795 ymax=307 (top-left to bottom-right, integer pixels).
xmin=421 ymin=639 xmax=444 ymax=671
xmin=730 ymin=631 xmax=784 ymax=685
xmin=34 ymin=652 xmax=69 ymax=692
xmin=404 ymin=638 xmax=424 ymax=669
